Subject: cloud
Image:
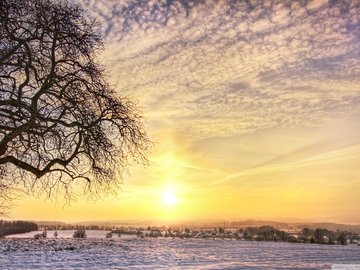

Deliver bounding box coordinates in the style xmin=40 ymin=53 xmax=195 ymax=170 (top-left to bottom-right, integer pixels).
xmin=209 ymin=142 xmax=360 ymax=186
xmin=80 ymin=0 xmax=360 ymax=140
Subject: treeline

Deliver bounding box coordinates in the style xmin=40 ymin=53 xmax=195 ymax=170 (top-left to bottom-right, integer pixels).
xmin=39 ymin=224 xmax=116 ymax=231
xmin=241 ymin=226 xmax=298 ymax=242
xmin=239 ymin=226 xmax=357 ymax=245
xmin=298 ymin=228 xmax=354 ymax=245
xmin=0 ymin=220 xmax=38 ymax=237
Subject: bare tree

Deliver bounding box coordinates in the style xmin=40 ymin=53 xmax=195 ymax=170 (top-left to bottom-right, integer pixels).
xmin=0 ymin=0 xmax=149 ymax=204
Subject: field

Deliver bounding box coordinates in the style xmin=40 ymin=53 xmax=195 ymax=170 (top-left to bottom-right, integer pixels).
xmin=1 ymin=231 xmax=360 ymax=269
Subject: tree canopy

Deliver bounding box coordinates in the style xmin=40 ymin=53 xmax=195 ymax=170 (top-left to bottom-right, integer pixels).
xmin=0 ymin=0 xmax=149 ymax=206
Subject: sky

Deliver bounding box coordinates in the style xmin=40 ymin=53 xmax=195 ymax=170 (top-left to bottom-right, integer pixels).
xmin=11 ymin=0 xmax=360 ymax=223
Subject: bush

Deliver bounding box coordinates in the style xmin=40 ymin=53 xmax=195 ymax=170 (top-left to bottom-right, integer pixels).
xmin=73 ymin=229 xmax=86 ymax=238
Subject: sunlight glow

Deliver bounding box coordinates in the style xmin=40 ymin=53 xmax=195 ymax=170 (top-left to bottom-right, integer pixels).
xmin=162 ymin=189 xmax=177 ymax=207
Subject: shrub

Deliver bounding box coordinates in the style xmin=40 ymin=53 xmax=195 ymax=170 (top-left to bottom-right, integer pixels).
xmin=73 ymin=229 xmax=86 ymax=238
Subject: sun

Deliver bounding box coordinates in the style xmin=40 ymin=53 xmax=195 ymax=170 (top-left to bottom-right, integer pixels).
xmin=162 ymin=189 xmax=177 ymax=207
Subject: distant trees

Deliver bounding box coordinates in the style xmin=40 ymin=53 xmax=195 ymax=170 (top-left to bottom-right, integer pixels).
xmin=314 ymin=228 xmax=329 ymax=243
xmin=337 ymin=232 xmax=347 ymax=245
xmin=299 ymin=227 xmax=350 ymax=245
xmin=0 ymin=220 xmax=38 ymax=236
xmin=73 ymin=228 xmax=86 ymax=238
xmin=300 ymin=228 xmax=314 ymax=240
xmin=0 ymin=0 xmax=149 ymax=207
xmin=241 ymin=226 xmax=353 ymax=245
xmin=242 ymin=226 xmax=294 ymax=242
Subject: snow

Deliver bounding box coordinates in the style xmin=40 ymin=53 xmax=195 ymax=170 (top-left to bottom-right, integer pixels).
xmin=1 ymin=237 xmax=360 ymax=269
xmin=5 ymin=230 xmax=137 ymax=239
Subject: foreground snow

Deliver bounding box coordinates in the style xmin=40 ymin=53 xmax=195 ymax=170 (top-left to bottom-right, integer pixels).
xmin=1 ymin=237 xmax=359 ymax=269
xmin=5 ymin=230 xmax=130 ymax=239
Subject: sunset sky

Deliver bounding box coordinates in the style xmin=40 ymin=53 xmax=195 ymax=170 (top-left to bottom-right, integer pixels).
xmin=11 ymin=0 xmax=360 ymax=223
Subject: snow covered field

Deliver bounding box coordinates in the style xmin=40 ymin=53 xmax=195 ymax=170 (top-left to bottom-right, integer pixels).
xmin=1 ymin=236 xmax=360 ymax=269
xmin=5 ymin=230 xmax=134 ymax=239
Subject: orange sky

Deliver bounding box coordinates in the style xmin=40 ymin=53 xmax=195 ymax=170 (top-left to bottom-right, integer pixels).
xmin=10 ymin=0 xmax=360 ymax=223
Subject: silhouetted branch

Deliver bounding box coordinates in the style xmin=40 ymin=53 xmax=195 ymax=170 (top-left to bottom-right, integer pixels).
xmin=0 ymin=0 xmax=150 ymax=207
